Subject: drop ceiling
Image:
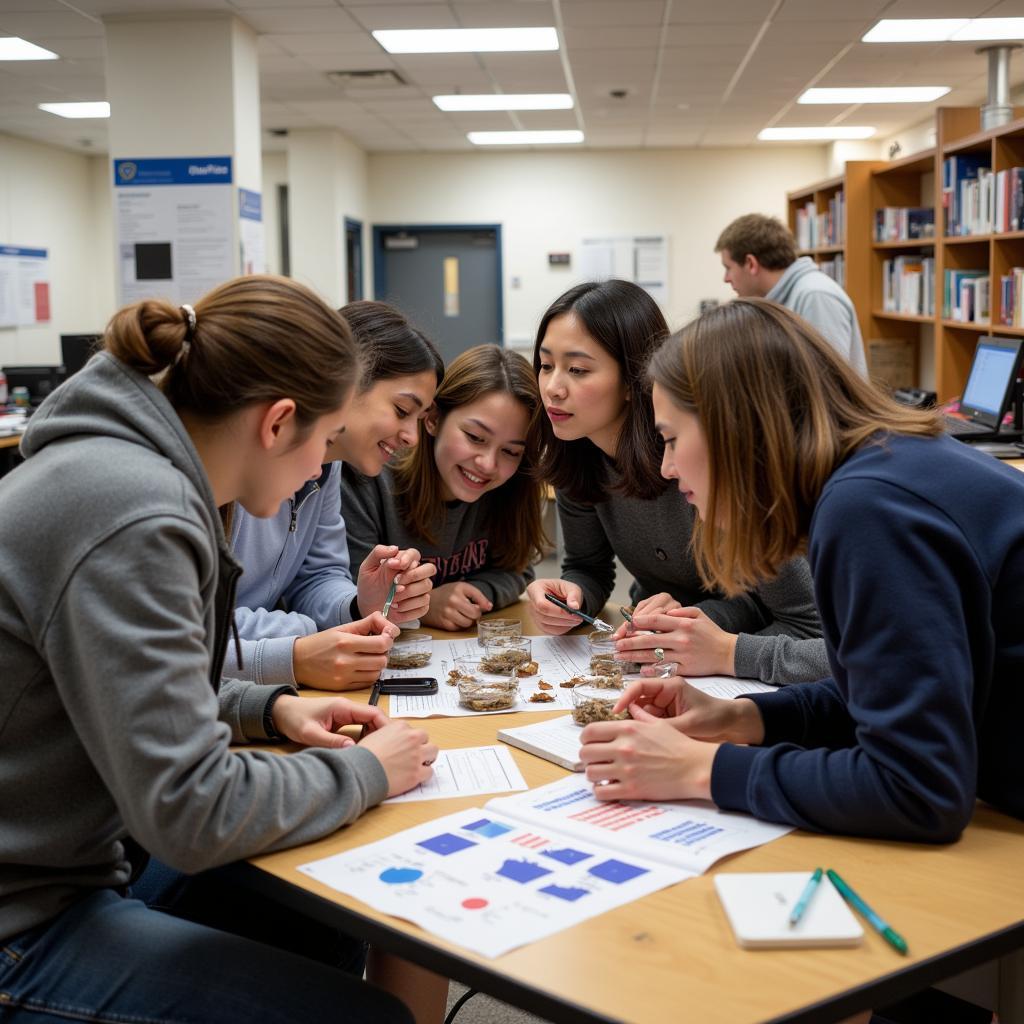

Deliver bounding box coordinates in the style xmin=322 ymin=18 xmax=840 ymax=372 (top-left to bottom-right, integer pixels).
xmin=0 ymin=0 xmax=1019 ymax=154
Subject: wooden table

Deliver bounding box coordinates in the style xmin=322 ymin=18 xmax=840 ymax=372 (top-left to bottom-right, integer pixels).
xmin=0 ymin=434 xmax=21 ymax=449
xmin=235 ymin=601 xmax=1024 ymax=1024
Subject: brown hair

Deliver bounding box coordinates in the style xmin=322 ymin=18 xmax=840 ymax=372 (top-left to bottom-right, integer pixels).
xmin=339 ymin=300 xmax=443 ymax=391
xmin=648 ymin=298 xmax=943 ymax=595
xmin=715 ymin=214 xmax=797 ymax=270
xmin=392 ymin=344 xmax=547 ymax=572
xmin=103 ymin=274 xmax=357 ymax=431
xmin=533 ymin=280 xmax=669 ymax=503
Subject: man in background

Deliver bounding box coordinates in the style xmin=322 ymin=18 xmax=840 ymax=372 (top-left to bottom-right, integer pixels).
xmin=715 ymin=213 xmax=867 ymax=376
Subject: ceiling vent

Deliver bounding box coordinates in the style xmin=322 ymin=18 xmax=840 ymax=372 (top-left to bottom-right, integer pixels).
xmin=326 ymin=69 xmax=407 ymax=90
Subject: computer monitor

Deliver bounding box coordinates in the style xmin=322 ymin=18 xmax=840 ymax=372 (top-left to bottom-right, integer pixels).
xmin=60 ymin=334 xmax=101 ymax=377
xmin=956 ymin=337 xmax=1024 ymax=431
xmin=2 ymin=365 xmax=66 ymax=407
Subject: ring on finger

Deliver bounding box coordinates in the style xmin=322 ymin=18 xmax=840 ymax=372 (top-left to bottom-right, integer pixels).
xmin=654 ymin=647 xmax=666 ymax=662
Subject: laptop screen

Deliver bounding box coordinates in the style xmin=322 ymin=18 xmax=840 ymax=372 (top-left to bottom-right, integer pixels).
xmin=960 ymin=339 xmax=1023 ymax=422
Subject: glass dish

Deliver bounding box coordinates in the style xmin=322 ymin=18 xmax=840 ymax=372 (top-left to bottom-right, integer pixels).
xmin=587 ymin=628 xmax=642 ymax=676
xmin=385 ymin=631 xmax=432 ymax=670
xmin=479 ymin=635 xmax=533 ymax=675
xmin=570 ymin=683 xmax=629 ymax=726
xmin=477 ymin=617 xmax=523 ymax=647
xmin=451 ymin=657 xmax=520 ymax=712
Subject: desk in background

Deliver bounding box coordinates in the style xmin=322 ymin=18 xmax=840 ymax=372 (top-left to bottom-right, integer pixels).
xmin=0 ymin=433 xmax=23 ymax=477
xmin=235 ymin=601 xmax=1024 ymax=1024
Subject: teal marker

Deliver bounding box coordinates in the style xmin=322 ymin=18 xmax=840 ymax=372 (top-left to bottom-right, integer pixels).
xmin=788 ymin=867 xmax=823 ymax=926
xmin=826 ymin=869 xmax=909 ymax=955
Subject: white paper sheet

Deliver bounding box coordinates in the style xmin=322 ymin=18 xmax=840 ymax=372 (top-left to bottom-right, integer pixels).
xmin=384 ymin=746 xmax=528 ymax=803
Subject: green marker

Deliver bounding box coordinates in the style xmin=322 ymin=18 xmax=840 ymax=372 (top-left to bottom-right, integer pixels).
xmin=789 ymin=867 xmax=823 ymax=927
xmin=826 ymin=869 xmax=908 ymax=955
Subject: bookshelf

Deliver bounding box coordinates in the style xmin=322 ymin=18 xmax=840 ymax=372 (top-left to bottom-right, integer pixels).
xmin=788 ymin=106 xmax=1024 ymax=401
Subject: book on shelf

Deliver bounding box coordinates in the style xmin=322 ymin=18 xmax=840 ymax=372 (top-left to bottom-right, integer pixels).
xmin=883 ymin=255 xmax=935 ymax=316
xmin=794 ymin=190 xmax=844 ymax=249
xmin=818 ymin=253 xmax=845 ymax=288
xmin=874 ymin=206 xmax=934 ymax=242
xmin=943 ymin=155 xmax=991 ymax=235
xmin=999 ymin=267 xmax=1024 ymax=326
xmin=994 ymin=167 xmax=1024 ymax=232
xmin=943 ymin=269 xmax=988 ymax=320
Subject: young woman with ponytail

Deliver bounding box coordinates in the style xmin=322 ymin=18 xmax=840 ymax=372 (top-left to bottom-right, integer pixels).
xmin=0 ymin=276 xmax=434 ymax=1023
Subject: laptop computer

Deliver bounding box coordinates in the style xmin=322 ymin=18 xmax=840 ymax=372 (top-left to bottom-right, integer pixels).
xmin=942 ymin=336 xmax=1024 ymax=440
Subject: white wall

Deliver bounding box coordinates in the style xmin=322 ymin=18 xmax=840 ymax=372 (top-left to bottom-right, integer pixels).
xmin=262 ymin=150 xmax=287 ymax=277
xmin=0 ymin=134 xmax=111 ymax=366
xmin=366 ymin=146 xmax=828 ymax=343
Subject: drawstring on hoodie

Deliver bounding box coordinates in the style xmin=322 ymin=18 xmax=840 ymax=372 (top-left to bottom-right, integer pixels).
xmin=231 ymin=615 xmax=243 ymax=671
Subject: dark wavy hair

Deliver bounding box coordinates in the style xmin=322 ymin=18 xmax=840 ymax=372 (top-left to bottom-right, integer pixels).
xmin=533 ymin=280 xmax=669 ymax=503
xmin=340 ymin=300 xmax=443 ymax=391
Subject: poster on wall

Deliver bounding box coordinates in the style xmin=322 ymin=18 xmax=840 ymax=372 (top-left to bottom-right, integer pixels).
xmin=239 ymin=188 xmax=266 ymax=275
xmin=579 ymin=235 xmax=669 ymax=307
xmin=0 ymin=246 xmax=51 ymax=328
xmin=113 ymin=157 xmax=234 ymax=305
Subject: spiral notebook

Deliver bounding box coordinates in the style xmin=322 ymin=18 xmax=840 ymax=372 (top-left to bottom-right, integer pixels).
xmin=715 ymin=872 xmax=864 ymax=949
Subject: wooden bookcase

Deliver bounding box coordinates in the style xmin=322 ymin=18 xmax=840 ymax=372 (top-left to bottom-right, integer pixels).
xmin=788 ymin=106 xmax=1024 ymax=402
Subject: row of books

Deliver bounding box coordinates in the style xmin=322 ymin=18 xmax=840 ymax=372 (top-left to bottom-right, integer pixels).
xmin=882 ymin=256 xmax=935 ymax=316
xmin=999 ymin=268 xmax=1024 ymax=326
xmin=874 ymin=207 xmax=934 ymax=242
xmin=993 ymin=168 xmax=1024 ymax=233
xmin=943 ymin=269 xmax=990 ymax=323
xmin=818 ymin=254 xmax=845 ymax=288
xmin=794 ymin=190 xmax=844 ymax=249
xmin=943 ymin=155 xmax=990 ymax=236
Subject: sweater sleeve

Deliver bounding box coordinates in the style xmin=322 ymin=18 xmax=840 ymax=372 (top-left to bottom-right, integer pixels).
xmin=710 ymin=478 xmax=980 ymax=842
xmin=42 ymin=516 xmax=390 ymax=875
xmin=556 ymin=490 xmax=616 ymax=617
xmin=281 ymin=463 xmax=358 ymax=628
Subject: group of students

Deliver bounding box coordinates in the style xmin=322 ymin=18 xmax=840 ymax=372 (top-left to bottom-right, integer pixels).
xmin=1 ymin=255 xmax=1022 ymax=1022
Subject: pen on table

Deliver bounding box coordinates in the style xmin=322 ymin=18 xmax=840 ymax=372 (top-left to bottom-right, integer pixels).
xmin=826 ymin=869 xmax=908 ymax=955
xmin=788 ymin=867 xmax=823 ymax=927
xmin=358 ymin=680 xmax=382 ymax=742
xmin=543 ymin=592 xmax=614 ymax=632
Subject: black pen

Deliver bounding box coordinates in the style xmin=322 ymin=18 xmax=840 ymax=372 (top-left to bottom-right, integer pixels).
xmin=359 ymin=681 xmax=381 ymax=741
xmin=543 ymin=592 xmax=614 ymax=631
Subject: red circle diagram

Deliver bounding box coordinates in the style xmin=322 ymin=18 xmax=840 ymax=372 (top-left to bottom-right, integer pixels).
xmin=461 ymin=897 xmax=488 ymax=910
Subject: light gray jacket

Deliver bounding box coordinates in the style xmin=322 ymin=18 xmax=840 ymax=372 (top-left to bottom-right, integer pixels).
xmin=0 ymin=353 xmax=388 ymax=943
xmin=767 ymin=256 xmax=868 ymax=376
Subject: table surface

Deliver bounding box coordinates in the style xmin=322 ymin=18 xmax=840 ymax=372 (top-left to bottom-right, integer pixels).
xmin=239 ymin=600 xmax=1024 ymax=1024
xmin=0 ymin=434 xmax=22 ymax=449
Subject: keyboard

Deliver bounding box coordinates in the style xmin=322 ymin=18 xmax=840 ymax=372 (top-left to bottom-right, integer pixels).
xmin=942 ymin=415 xmax=996 ymax=437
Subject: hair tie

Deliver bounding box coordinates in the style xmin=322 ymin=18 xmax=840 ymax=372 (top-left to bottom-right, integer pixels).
xmin=176 ymin=304 xmax=197 ymax=365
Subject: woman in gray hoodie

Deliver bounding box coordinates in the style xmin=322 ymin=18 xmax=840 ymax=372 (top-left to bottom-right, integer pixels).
xmin=0 ymin=275 xmax=433 ymax=1023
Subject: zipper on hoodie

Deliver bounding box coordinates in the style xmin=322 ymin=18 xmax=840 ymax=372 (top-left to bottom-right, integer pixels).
xmin=271 ymin=481 xmax=321 ymax=578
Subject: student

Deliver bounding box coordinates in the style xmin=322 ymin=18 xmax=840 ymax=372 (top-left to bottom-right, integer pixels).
xmin=0 ymin=276 xmax=437 ymax=1022
xmin=229 ymin=300 xmax=443 ymax=689
xmin=715 ymin=212 xmax=868 ymax=375
xmin=580 ymin=298 xmax=1024 ymax=839
xmin=344 ymin=344 xmax=547 ymax=631
xmin=524 ymin=280 xmax=828 ymax=686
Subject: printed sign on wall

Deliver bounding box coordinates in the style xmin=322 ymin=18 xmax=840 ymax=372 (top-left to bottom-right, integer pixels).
xmin=113 ymin=157 xmax=234 ymax=305
xmin=0 ymin=246 xmax=50 ymax=328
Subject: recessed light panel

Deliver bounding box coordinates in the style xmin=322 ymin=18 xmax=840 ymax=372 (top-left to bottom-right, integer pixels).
xmin=758 ymin=127 xmax=876 ymax=141
xmin=434 ymin=94 xmax=572 ymax=111
xmin=799 ymin=87 xmax=950 ymax=104
xmin=38 ymin=102 xmax=110 ymax=119
xmin=374 ymin=28 xmax=558 ymax=54
xmin=0 ymin=36 xmax=58 ymax=60
xmin=468 ymin=130 xmax=583 ymax=145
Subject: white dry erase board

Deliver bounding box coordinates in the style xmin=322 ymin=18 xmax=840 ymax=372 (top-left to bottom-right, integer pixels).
xmin=715 ymin=872 xmax=864 ymax=949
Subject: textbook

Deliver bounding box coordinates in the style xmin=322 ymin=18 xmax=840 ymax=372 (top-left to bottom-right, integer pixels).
xmin=715 ymin=872 xmax=863 ymax=949
xmin=299 ymin=775 xmax=793 ymax=958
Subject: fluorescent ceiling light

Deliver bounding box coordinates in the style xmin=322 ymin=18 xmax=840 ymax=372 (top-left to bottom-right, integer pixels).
xmin=38 ymin=101 xmax=110 ymax=119
xmin=373 ymin=27 xmax=558 ymax=53
xmin=799 ymin=86 xmax=950 ymax=104
xmin=0 ymin=36 xmax=58 ymax=60
xmin=468 ymin=130 xmax=583 ymax=146
xmin=863 ymin=18 xmax=1024 ymax=42
xmin=952 ymin=18 xmax=1024 ymax=41
xmin=434 ymin=93 xmax=572 ymax=111
xmin=758 ymin=126 xmax=876 ymax=141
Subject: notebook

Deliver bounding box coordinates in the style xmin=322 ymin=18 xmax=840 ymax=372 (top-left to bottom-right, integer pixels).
xmin=497 ymin=715 xmax=582 ymax=771
xmin=714 ymin=872 xmax=863 ymax=949
xmin=942 ymin=336 xmax=1024 ymax=440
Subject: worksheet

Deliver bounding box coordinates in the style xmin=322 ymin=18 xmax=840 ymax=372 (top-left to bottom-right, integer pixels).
xmin=299 ymin=775 xmax=792 ymax=958
xmin=384 ymin=746 xmax=528 ymax=804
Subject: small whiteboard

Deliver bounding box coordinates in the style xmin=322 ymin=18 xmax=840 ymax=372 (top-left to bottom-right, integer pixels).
xmin=579 ymin=235 xmax=668 ymax=306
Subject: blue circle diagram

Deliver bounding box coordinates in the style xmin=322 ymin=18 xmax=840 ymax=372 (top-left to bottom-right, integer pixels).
xmin=380 ymin=867 xmax=423 ymax=884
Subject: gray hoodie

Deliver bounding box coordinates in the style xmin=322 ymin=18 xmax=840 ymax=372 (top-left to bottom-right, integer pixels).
xmin=767 ymin=256 xmax=868 ymax=376
xmin=0 ymin=353 xmax=388 ymax=943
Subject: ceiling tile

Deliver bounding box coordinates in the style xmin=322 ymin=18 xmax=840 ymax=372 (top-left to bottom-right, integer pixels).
xmin=560 ymin=2 xmax=666 ymax=27
xmin=345 ymin=4 xmax=458 ymax=31
xmin=239 ymin=6 xmax=361 ymax=32
xmin=449 ymin=3 xmax=556 ymax=28
xmin=268 ymin=31 xmax=381 ymax=55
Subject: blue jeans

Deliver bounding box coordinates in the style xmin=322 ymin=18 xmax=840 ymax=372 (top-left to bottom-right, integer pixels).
xmin=0 ymin=861 xmax=412 ymax=1024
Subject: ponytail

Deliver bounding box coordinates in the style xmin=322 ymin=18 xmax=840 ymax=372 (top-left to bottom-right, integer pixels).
xmin=103 ymin=275 xmax=357 ymax=429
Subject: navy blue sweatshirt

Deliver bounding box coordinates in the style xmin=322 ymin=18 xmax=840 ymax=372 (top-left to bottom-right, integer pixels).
xmin=712 ymin=434 xmax=1024 ymax=841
